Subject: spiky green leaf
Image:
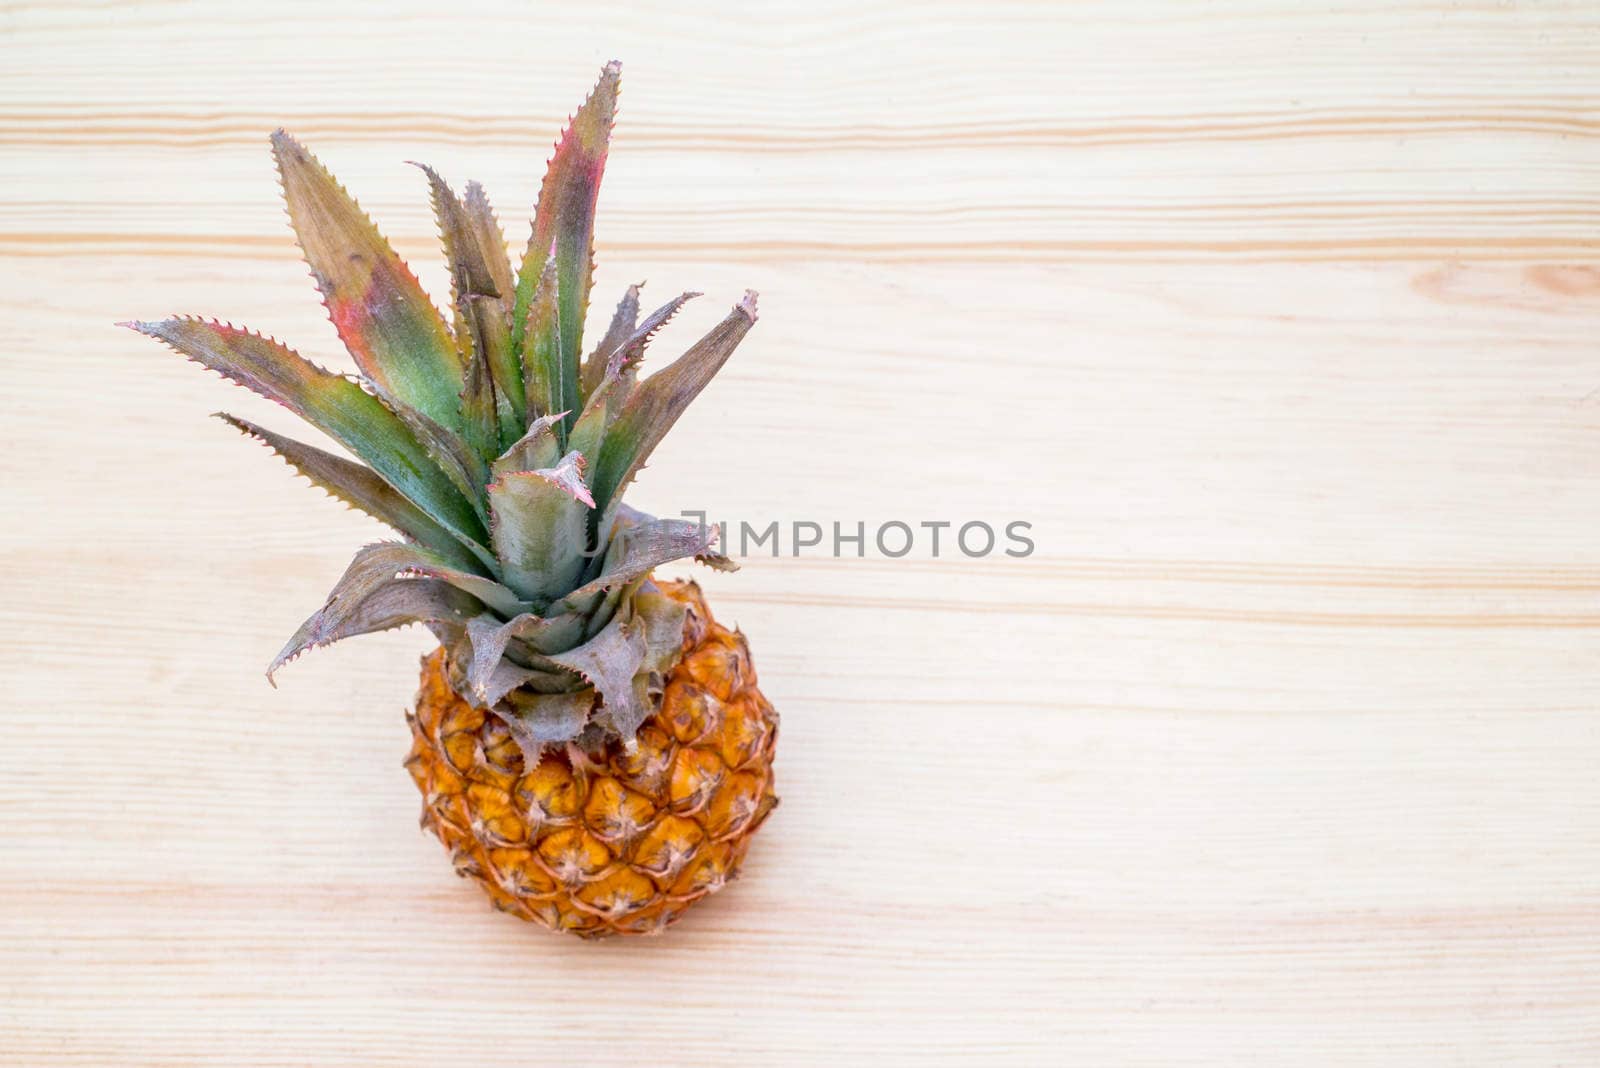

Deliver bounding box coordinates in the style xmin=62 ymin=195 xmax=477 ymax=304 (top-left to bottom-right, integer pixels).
xmin=128 ymin=319 xmax=487 ymax=556
xmin=458 ymin=334 xmax=502 ymax=465
xmin=487 ymin=451 xmax=593 ymax=603
xmin=520 ymin=254 xmax=563 ymax=433
xmin=414 ymin=162 xmax=523 ymax=442
xmin=492 ymin=411 xmax=565 ymax=480
xmin=387 ymin=400 xmax=490 ymax=523
xmin=214 ymin=412 xmax=480 ymax=571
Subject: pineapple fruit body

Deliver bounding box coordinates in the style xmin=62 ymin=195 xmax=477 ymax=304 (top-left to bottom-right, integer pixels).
xmin=406 ymin=581 xmax=779 ymax=937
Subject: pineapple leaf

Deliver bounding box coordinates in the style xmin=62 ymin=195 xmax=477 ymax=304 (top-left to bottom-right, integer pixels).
xmin=492 ymin=410 xmax=565 ymax=480
xmin=271 ymin=131 xmax=464 ymax=430
xmin=413 ymin=162 xmax=523 ymax=442
xmin=479 ymin=662 xmax=570 ymax=710
xmin=566 ymin=377 xmax=615 ymax=475
xmin=606 ymin=290 xmax=700 ymax=383
xmin=270 ymin=542 xmax=524 ymax=681
xmin=214 ymin=412 xmax=482 ymax=572
xmin=457 ymin=329 xmax=502 ymax=465
xmin=497 ymin=689 xmax=595 ymax=759
xmin=696 ymin=545 xmax=741 ymax=573
xmin=487 ymin=452 xmax=594 ymax=603
xmin=588 ymin=291 xmax=759 ymax=522
xmin=520 ymin=254 xmax=563 ymax=435
xmin=128 ymin=318 xmax=488 ymax=554
xmin=561 ymin=516 xmax=714 ymax=604
xmin=389 ymin=548 xmax=532 ymax=619
xmin=633 ymin=580 xmax=692 ymax=679
xmin=136 ymin=72 xmax=765 ymax=742
xmin=461 ymin=181 xmax=517 ymax=318
xmin=270 ymin=568 xmax=482 ymax=682
xmin=463 ymin=613 xmax=576 ymax=703
xmin=543 ymin=608 xmax=647 ymax=740
xmin=569 ymin=290 xmax=702 ymax=462
xmin=579 ymin=283 xmax=640 ymax=400
xmin=514 ymin=60 xmax=619 ymax=435
xmin=388 ymin=400 xmax=490 ymax=523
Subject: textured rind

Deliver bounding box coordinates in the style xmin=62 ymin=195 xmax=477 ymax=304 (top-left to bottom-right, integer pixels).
xmin=404 ymin=580 xmax=778 ymax=938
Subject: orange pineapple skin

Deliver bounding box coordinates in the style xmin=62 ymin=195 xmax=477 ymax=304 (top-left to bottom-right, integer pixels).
xmin=404 ymin=580 xmax=779 ymax=937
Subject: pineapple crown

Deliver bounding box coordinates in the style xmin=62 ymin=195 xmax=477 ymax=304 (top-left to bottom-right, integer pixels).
xmin=124 ymin=62 xmax=759 ymax=756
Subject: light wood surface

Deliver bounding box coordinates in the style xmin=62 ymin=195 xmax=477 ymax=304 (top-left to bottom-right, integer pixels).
xmin=4 ymin=2 xmax=1599 ymax=1064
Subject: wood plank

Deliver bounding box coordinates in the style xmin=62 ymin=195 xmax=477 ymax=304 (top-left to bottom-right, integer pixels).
xmin=3 ymin=2 xmax=1598 ymax=1064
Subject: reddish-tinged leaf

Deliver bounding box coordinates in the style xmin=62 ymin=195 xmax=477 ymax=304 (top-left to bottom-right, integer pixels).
xmin=531 ymin=450 xmax=594 ymax=508
xmin=272 ymin=130 xmax=464 ymax=430
xmin=613 ymin=291 xmax=699 ymax=368
xmin=514 ymin=61 xmax=619 ymax=431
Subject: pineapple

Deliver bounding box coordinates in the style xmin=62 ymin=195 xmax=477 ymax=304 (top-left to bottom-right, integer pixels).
xmin=126 ymin=62 xmax=778 ymax=938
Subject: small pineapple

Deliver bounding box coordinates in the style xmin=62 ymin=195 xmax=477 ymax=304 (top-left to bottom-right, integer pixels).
xmin=127 ymin=62 xmax=777 ymax=937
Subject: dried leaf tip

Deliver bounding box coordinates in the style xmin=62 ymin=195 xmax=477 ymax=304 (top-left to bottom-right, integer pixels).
xmin=268 ymin=127 xmax=301 ymax=158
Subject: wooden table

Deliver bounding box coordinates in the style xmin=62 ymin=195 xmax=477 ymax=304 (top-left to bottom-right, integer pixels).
xmin=4 ymin=3 xmax=1598 ymax=1064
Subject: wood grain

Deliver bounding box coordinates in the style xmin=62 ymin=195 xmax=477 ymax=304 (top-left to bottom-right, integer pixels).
xmin=3 ymin=1 xmax=1599 ymax=1064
